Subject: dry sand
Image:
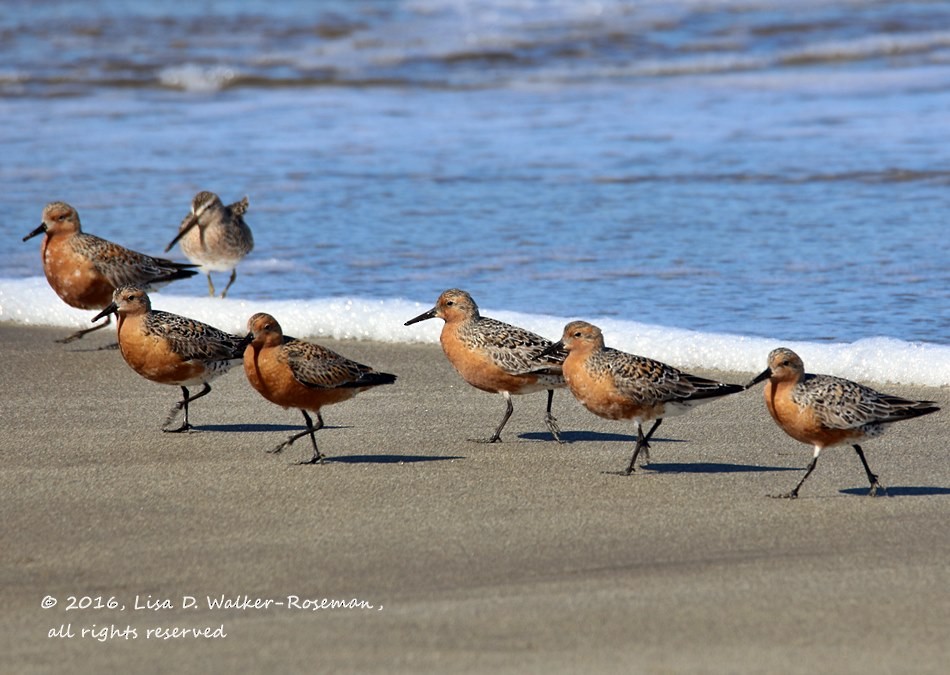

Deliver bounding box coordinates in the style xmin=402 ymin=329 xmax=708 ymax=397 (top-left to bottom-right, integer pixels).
xmin=1 ymin=323 xmax=948 ymax=674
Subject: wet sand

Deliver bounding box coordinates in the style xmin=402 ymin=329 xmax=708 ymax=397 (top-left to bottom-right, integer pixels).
xmin=1 ymin=324 xmax=948 ymax=674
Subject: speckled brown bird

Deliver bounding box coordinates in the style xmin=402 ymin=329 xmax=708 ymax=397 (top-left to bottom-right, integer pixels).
xmin=93 ymin=286 xmax=245 ymax=432
xmin=542 ymin=320 xmax=744 ymax=474
xmin=405 ymin=288 xmax=565 ymax=444
xmin=243 ymin=313 xmax=397 ymax=464
xmin=166 ymin=191 xmax=254 ymax=298
xmin=748 ymin=347 xmax=939 ymax=498
xmin=23 ymin=201 xmax=197 ymax=343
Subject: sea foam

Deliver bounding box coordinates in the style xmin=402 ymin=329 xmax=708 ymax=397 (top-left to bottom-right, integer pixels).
xmin=1 ymin=277 xmax=947 ymax=388
xmin=158 ymin=64 xmax=237 ymax=92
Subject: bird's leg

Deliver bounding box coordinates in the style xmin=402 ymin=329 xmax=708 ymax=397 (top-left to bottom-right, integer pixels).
xmin=771 ymin=448 xmax=820 ymax=499
xmin=57 ymin=314 xmax=111 ymax=344
xmin=637 ymin=419 xmax=663 ymax=465
xmin=296 ymin=411 xmax=326 ymax=464
xmin=206 ymin=273 xmax=216 ymax=297
xmin=853 ymin=444 xmax=885 ymax=497
xmin=623 ymin=424 xmax=649 ymax=475
xmin=162 ymin=386 xmax=191 ymax=432
xmin=162 ymin=383 xmax=211 ymax=433
xmin=479 ymin=392 xmax=514 ymax=443
xmin=269 ymin=410 xmax=326 ymax=464
xmin=544 ymin=389 xmax=563 ymax=444
xmin=220 ymin=269 xmax=238 ymax=299
xmin=642 ymin=418 xmax=662 ymax=443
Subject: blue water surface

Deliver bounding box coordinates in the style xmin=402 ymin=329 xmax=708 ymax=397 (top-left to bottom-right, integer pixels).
xmin=1 ymin=0 xmax=948 ymax=348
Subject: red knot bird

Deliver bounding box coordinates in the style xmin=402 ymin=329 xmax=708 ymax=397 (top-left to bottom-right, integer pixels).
xmin=165 ymin=191 xmax=254 ymax=298
xmin=243 ymin=313 xmax=397 ymax=464
xmin=747 ymin=347 xmax=940 ymax=498
xmin=405 ymin=288 xmax=565 ymax=443
xmin=541 ymin=320 xmax=744 ymax=474
xmin=23 ymin=201 xmax=198 ymax=343
xmin=93 ymin=286 xmax=246 ymax=432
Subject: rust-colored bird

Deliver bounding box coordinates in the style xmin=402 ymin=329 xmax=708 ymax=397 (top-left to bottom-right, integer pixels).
xmin=542 ymin=321 xmax=744 ymax=474
xmin=405 ymin=289 xmax=565 ymax=443
xmin=748 ymin=347 xmax=939 ymax=498
xmin=23 ymin=201 xmax=197 ymax=343
xmin=93 ymin=286 xmax=245 ymax=432
xmin=243 ymin=313 xmax=397 ymax=464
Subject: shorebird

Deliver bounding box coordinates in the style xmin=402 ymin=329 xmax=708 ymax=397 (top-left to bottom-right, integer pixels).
xmin=165 ymin=191 xmax=254 ymax=298
xmin=243 ymin=313 xmax=397 ymax=464
xmin=22 ymin=201 xmax=198 ymax=343
xmin=93 ymin=286 xmax=246 ymax=432
xmin=747 ymin=347 xmax=940 ymax=498
xmin=541 ymin=321 xmax=744 ymax=474
xmin=405 ymin=289 xmax=565 ymax=443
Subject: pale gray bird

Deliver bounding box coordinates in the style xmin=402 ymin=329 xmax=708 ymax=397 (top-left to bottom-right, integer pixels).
xmin=166 ymin=191 xmax=254 ymax=298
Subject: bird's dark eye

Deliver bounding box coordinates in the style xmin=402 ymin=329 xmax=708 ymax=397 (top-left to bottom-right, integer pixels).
xmin=573 ymin=332 xmax=582 ymax=338
xmin=445 ymin=300 xmax=454 ymax=306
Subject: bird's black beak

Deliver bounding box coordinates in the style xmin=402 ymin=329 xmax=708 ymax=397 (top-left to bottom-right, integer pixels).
xmin=92 ymin=302 xmax=118 ymax=323
xmin=220 ymin=332 xmax=254 ymax=361
xmin=745 ymin=367 xmax=772 ymax=390
xmin=404 ymin=307 xmax=437 ymax=326
xmin=164 ymin=214 xmax=198 ymax=253
xmin=537 ymin=341 xmax=565 ymax=359
xmin=23 ymin=223 xmax=47 ymax=242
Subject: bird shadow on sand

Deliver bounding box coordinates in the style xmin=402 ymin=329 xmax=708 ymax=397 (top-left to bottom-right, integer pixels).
xmin=67 ymin=342 xmax=120 ymax=352
xmin=520 ymin=430 xmax=687 ymax=444
xmin=196 ymin=423 xmax=351 ymax=433
xmin=323 ymin=454 xmax=464 ymax=464
xmin=634 ymin=462 xmax=801 ymax=474
xmin=839 ymin=486 xmax=950 ymax=497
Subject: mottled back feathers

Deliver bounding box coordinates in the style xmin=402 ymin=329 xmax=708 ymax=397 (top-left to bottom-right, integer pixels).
xmin=280 ymin=338 xmax=397 ymax=390
xmin=586 ymin=346 xmax=743 ymax=406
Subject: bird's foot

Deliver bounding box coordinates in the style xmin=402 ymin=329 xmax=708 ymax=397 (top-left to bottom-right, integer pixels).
xmin=295 ymin=453 xmax=326 ymax=465
xmin=602 ymin=468 xmax=636 ymax=476
xmin=162 ymin=422 xmax=193 ymax=433
xmin=268 ymin=441 xmax=291 ymax=455
xmin=162 ymin=403 xmax=186 ymax=429
xmin=56 ymin=333 xmax=82 ymax=344
xmin=545 ymin=414 xmax=564 ymax=444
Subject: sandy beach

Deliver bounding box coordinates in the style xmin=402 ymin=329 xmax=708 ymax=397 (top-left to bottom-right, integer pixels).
xmin=1 ymin=323 xmax=948 ymax=674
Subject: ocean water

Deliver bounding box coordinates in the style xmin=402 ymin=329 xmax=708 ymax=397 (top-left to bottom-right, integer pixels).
xmin=1 ymin=0 xmax=948 ymax=386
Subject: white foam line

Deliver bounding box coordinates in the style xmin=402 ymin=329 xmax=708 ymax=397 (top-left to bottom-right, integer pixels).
xmin=1 ymin=277 xmax=948 ymax=387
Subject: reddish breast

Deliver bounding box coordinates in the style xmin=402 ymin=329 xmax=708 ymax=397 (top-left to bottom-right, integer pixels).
xmin=116 ymin=314 xmax=203 ymax=384
xmin=440 ymin=322 xmax=537 ymax=395
xmin=244 ymin=344 xmax=355 ymax=411
xmin=42 ymin=235 xmax=114 ymax=309
xmin=562 ymin=353 xmax=653 ymax=421
xmin=764 ymin=380 xmax=859 ymax=447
